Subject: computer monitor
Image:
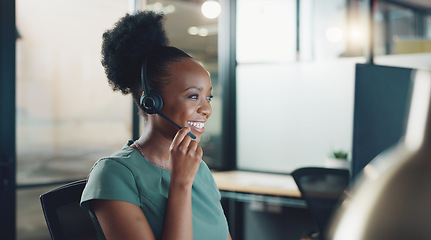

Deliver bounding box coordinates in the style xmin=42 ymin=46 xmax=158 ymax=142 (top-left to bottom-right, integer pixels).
xmin=351 ymin=63 xmax=413 ymax=180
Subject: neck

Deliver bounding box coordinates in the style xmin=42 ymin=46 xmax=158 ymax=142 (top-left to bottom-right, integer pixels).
xmin=135 ymin=119 xmax=173 ymax=165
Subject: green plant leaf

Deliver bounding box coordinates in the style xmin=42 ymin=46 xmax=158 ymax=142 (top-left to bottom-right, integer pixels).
xmin=332 ymin=150 xmax=348 ymax=160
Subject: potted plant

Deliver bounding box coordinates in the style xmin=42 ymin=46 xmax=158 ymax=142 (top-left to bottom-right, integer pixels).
xmin=325 ymin=150 xmax=350 ymax=170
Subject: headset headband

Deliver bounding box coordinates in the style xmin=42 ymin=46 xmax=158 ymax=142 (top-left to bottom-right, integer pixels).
xmin=141 ymin=56 xmax=150 ymax=95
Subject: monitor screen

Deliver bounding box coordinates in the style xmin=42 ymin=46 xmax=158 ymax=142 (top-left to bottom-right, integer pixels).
xmin=351 ymin=63 xmax=413 ymax=180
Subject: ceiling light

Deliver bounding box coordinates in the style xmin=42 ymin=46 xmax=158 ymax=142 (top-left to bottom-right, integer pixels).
xmin=152 ymin=2 xmax=163 ymax=11
xmin=201 ymin=1 xmax=221 ymax=19
xmin=198 ymin=28 xmax=209 ymax=37
xmin=164 ymin=5 xmax=175 ymax=14
xmin=187 ymin=25 xmax=217 ymax=37
xmin=146 ymin=2 xmax=175 ymax=14
xmin=188 ymin=26 xmax=199 ymax=35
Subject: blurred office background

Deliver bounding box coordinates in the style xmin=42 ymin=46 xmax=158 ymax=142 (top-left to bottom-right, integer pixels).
xmin=2 ymin=0 xmax=431 ymax=239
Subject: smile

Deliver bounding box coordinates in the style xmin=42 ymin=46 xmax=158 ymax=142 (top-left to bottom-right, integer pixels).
xmin=187 ymin=121 xmax=204 ymax=129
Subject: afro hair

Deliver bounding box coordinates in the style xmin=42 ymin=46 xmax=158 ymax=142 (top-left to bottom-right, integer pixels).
xmin=101 ymin=11 xmax=169 ymax=95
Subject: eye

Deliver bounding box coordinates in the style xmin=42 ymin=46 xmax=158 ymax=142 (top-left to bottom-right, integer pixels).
xmin=188 ymin=94 xmax=199 ymax=100
xmin=206 ymin=95 xmax=213 ymax=102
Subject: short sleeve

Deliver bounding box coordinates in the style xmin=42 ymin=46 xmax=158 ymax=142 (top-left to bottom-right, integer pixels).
xmin=200 ymin=161 xmax=221 ymax=200
xmin=80 ymin=158 xmax=141 ymax=212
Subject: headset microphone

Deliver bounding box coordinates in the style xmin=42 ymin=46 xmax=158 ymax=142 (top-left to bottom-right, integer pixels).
xmin=140 ymin=57 xmax=196 ymax=139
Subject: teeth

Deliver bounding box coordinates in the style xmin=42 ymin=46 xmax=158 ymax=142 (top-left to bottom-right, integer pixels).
xmin=187 ymin=121 xmax=204 ymax=129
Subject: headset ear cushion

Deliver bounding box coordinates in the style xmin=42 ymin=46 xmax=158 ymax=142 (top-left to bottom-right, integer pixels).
xmin=140 ymin=91 xmax=163 ymax=114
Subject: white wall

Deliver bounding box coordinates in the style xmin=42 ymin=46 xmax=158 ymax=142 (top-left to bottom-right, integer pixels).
xmin=237 ymin=58 xmax=364 ymax=172
xmin=237 ymin=53 xmax=431 ymax=173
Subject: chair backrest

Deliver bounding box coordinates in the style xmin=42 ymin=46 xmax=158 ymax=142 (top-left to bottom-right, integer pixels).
xmin=40 ymin=179 xmax=98 ymax=240
xmin=291 ymin=167 xmax=350 ymax=240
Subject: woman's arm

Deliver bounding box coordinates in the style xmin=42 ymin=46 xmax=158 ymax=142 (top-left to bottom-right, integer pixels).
xmin=92 ymin=199 xmax=156 ymax=240
xmin=91 ymin=187 xmax=195 ymax=240
xmin=92 ymin=128 xmax=202 ymax=240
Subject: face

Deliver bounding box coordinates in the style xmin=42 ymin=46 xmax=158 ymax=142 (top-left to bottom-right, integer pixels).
xmin=158 ymin=58 xmax=212 ymax=143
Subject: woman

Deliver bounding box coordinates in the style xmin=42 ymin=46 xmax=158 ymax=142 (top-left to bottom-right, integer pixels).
xmin=80 ymin=11 xmax=231 ymax=240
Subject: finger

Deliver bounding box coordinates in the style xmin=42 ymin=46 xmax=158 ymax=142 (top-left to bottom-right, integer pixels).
xmin=170 ymin=127 xmax=191 ymax=151
xmin=178 ymin=132 xmax=193 ymax=153
xmin=196 ymin=146 xmax=203 ymax=158
xmin=187 ymin=140 xmax=198 ymax=153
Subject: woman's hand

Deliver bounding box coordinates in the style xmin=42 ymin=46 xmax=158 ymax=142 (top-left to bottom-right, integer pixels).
xmin=160 ymin=127 xmax=202 ymax=240
xmin=169 ymin=127 xmax=202 ymax=188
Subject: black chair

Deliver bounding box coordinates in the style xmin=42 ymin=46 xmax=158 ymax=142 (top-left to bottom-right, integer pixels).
xmin=292 ymin=167 xmax=350 ymax=240
xmin=40 ymin=179 xmax=98 ymax=240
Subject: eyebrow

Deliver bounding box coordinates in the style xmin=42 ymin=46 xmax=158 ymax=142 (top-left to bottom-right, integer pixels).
xmin=184 ymin=86 xmax=213 ymax=91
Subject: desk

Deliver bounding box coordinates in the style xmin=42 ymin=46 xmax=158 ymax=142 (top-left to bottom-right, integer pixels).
xmin=212 ymin=170 xmax=305 ymax=207
xmin=212 ymin=171 xmax=308 ymax=240
xmin=212 ymin=170 xmax=301 ymax=197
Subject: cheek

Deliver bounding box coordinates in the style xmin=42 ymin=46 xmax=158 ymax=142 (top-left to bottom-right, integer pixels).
xmin=208 ymin=104 xmax=213 ymax=116
xmin=183 ymin=106 xmax=198 ymax=118
xmin=170 ymin=103 xmax=196 ymax=120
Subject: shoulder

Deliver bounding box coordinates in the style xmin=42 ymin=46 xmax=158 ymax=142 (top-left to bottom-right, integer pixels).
xmin=89 ymin=141 xmax=141 ymax=176
xmin=81 ymin=142 xmax=143 ymax=209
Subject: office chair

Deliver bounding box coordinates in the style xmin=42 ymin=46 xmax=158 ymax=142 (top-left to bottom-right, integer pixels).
xmin=291 ymin=167 xmax=350 ymax=240
xmin=40 ymin=179 xmax=98 ymax=240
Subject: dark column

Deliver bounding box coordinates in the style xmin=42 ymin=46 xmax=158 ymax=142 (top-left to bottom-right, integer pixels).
xmin=0 ymin=0 xmax=17 ymax=239
xmin=219 ymin=0 xmax=237 ymax=171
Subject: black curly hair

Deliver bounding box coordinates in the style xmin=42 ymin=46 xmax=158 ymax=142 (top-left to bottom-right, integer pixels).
xmin=101 ymin=11 xmax=192 ymax=104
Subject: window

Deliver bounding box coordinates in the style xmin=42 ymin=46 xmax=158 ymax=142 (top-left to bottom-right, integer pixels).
xmin=374 ymin=1 xmax=431 ymax=70
xmin=236 ymin=0 xmax=358 ymax=172
xmin=375 ymin=2 xmax=431 ymax=55
xmin=236 ymin=0 xmax=296 ymax=63
xmin=16 ymin=1 xmax=130 ymax=238
xmin=236 ymin=0 xmax=431 ymax=173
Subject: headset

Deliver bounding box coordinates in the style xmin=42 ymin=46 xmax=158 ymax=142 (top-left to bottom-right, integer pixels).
xmin=140 ymin=57 xmax=196 ymax=139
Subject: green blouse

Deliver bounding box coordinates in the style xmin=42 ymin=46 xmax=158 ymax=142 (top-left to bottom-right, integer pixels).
xmin=80 ymin=141 xmax=229 ymax=240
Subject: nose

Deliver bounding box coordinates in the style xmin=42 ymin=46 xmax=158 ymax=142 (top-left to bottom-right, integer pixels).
xmin=198 ymin=99 xmax=212 ymax=118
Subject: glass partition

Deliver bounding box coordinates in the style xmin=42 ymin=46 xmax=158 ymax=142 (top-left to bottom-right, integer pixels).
xmin=16 ymin=1 xmax=130 ymax=238
xmin=236 ymin=0 xmax=359 ymax=172
xmin=16 ymin=0 xmax=131 ymax=185
xmin=375 ymin=1 xmax=431 ymax=56
xmin=236 ymin=0 xmax=431 ymax=173
xmin=374 ymin=1 xmax=431 ymax=70
xmin=236 ymin=0 xmax=296 ymax=63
